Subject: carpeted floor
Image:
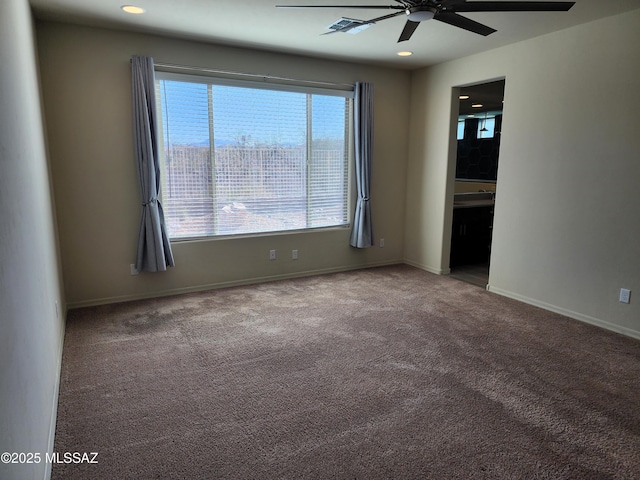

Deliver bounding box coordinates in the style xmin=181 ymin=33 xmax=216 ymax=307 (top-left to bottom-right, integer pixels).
xmin=52 ymin=265 xmax=640 ymax=479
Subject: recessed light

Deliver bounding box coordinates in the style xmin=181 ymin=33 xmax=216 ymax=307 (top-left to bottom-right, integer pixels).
xmin=397 ymin=51 xmax=413 ymax=57
xmin=121 ymin=5 xmax=145 ymax=14
xmin=471 ymin=103 xmax=483 ymax=108
xmin=459 ymin=95 xmax=470 ymax=100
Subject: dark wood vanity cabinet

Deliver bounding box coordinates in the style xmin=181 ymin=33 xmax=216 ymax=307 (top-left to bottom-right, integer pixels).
xmin=450 ymin=206 xmax=493 ymax=268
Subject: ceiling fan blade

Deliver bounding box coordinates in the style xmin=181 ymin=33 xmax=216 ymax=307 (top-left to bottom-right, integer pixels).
xmin=449 ymin=1 xmax=575 ymax=12
xmin=398 ymin=20 xmax=420 ymax=42
xmin=434 ymin=11 xmax=497 ymax=36
xmin=322 ymin=24 xmax=360 ymax=35
xmin=322 ymin=11 xmax=405 ymax=35
xmin=367 ymin=11 xmax=407 ymax=23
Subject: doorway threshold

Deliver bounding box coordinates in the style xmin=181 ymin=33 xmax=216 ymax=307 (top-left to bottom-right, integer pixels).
xmin=450 ymin=262 xmax=489 ymax=288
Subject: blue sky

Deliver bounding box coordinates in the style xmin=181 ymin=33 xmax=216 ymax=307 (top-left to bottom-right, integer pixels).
xmin=158 ymin=80 xmax=346 ymax=147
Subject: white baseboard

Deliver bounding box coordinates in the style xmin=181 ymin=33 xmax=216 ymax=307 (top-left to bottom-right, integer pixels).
xmin=403 ymin=259 xmax=450 ymax=275
xmin=44 ymin=309 xmax=66 ymax=480
xmin=67 ymin=260 xmax=404 ymax=309
xmin=487 ymin=285 xmax=640 ymax=340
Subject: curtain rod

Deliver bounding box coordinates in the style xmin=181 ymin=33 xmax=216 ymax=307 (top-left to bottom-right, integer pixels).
xmin=152 ymin=61 xmax=355 ymax=90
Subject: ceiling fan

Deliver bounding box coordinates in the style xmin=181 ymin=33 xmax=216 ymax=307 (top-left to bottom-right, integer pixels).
xmin=276 ymin=1 xmax=575 ymax=42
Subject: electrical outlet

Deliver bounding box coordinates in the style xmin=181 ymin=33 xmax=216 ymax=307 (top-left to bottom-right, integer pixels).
xmin=619 ymin=288 xmax=631 ymax=304
xmin=292 ymin=249 xmax=298 ymax=260
xmin=269 ymin=249 xmax=276 ymax=260
xmin=130 ymin=264 xmax=139 ymax=276
xmin=380 ymin=238 xmax=385 ymax=248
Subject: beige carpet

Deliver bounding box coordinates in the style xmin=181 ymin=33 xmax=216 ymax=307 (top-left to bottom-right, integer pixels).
xmin=53 ymin=265 xmax=640 ymax=479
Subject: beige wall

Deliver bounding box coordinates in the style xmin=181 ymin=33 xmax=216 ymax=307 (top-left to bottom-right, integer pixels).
xmin=405 ymin=9 xmax=640 ymax=338
xmin=36 ymin=22 xmax=410 ymax=307
xmin=0 ymin=0 xmax=66 ymax=478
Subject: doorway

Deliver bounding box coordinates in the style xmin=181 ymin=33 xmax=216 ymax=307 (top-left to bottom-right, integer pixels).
xmin=449 ymin=79 xmax=505 ymax=288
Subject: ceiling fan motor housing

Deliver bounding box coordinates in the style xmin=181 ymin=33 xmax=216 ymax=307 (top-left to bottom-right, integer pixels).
xmin=406 ymin=6 xmax=437 ymax=22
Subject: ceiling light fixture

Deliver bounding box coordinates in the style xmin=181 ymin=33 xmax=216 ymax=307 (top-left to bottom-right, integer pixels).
xmin=397 ymin=51 xmax=413 ymax=56
xmin=472 ymin=103 xmax=483 ymax=108
xmin=459 ymin=95 xmax=470 ymax=100
xmin=406 ymin=6 xmax=436 ymax=22
xmin=121 ymin=5 xmax=145 ymax=14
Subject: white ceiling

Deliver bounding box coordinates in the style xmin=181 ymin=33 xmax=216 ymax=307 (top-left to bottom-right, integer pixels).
xmin=30 ymin=0 xmax=640 ymax=69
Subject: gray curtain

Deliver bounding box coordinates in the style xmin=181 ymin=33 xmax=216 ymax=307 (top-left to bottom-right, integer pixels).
xmin=350 ymin=82 xmax=374 ymax=248
xmin=131 ymin=55 xmax=174 ymax=272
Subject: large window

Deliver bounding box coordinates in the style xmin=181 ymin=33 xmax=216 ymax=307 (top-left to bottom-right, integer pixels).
xmin=155 ymin=72 xmax=353 ymax=240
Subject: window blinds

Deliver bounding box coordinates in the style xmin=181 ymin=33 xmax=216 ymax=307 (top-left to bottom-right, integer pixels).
xmin=155 ymin=72 xmax=352 ymax=240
